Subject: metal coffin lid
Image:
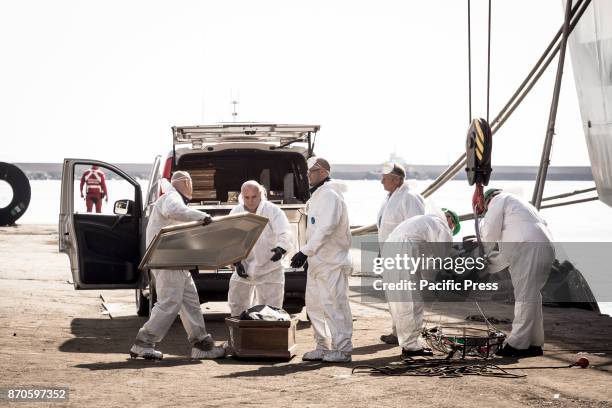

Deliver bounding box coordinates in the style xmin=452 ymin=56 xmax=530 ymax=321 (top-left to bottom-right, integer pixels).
xmin=138 ymin=213 xmax=268 ymax=270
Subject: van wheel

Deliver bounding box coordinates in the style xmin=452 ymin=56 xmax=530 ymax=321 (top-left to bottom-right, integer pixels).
xmin=284 ymin=305 xmax=304 ymax=315
xmin=283 ymin=299 xmax=305 ymax=315
xmin=135 ymin=288 xmax=149 ymax=317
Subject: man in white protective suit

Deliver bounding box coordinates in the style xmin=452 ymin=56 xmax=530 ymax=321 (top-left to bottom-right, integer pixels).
xmin=377 ymin=162 xmax=426 ymax=244
xmin=130 ymin=171 xmax=225 ymax=360
xmin=227 ymin=180 xmax=293 ymax=317
xmin=290 ymin=157 xmax=353 ymax=363
xmin=377 ymin=162 xmax=426 ymax=345
xmin=382 ymin=208 xmax=460 ymax=357
xmin=479 ymin=189 xmax=555 ymax=358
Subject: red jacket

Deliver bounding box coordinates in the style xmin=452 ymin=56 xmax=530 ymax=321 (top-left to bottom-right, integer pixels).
xmin=80 ymin=168 xmax=108 ymax=197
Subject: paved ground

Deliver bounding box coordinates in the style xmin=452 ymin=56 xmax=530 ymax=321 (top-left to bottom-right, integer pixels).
xmin=1 ymin=225 xmax=611 ymax=407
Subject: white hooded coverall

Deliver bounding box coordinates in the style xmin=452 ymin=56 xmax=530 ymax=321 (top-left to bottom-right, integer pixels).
xmin=480 ymin=192 xmax=555 ymax=350
xmin=302 ymin=180 xmax=353 ymax=353
xmin=227 ymin=200 xmax=293 ymax=316
xmin=383 ymin=214 xmax=452 ymax=351
xmin=135 ymin=184 xmax=211 ymax=348
xmin=377 ymin=182 xmax=425 ymax=336
xmin=377 ymin=182 xmax=426 ymax=244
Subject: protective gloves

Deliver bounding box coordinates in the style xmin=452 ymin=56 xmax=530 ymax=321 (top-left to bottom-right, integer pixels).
xmin=270 ymin=247 xmax=286 ymax=262
xmin=234 ymin=262 xmax=248 ymax=278
xmin=290 ymin=251 xmax=308 ymax=268
xmin=203 ymin=215 xmax=213 ymax=225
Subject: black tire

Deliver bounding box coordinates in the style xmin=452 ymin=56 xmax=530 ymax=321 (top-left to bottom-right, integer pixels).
xmin=135 ymin=288 xmax=150 ymax=317
xmin=284 ymin=305 xmax=304 ymax=315
xmin=283 ymin=300 xmax=304 ymax=315
xmin=0 ymin=162 xmax=31 ymax=226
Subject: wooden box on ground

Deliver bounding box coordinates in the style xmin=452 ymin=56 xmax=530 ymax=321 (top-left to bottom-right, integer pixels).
xmin=225 ymin=317 xmax=298 ymax=360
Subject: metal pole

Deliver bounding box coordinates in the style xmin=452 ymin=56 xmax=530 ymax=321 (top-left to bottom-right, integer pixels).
xmin=532 ymin=0 xmax=573 ymax=209
xmin=459 ymin=194 xmax=599 ymax=221
xmin=540 ymin=196 xmax=599 ymax=209
xmin=541 ymin=186 xmax=597 ymax=202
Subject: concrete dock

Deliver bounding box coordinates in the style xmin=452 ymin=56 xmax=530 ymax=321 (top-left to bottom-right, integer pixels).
xmin=1 ymin=225 xmax=611 ymax=407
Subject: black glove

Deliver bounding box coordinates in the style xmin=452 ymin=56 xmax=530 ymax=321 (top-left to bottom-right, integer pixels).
xmin=270 ymin=247 xmax=286 ymax=262
xmin=203 ymin=216 xmax=213 ymax=225
xmin=234 ymin=262 xmax=248 ymax=278
xmin=290 ymin=251 xmax=308 ymax=268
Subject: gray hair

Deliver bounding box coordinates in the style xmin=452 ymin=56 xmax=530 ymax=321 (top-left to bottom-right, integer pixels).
xmin=382 ymin=162 xmax=406 ymax=179
xmin=240 ymin=180 xmax=267 ymax=200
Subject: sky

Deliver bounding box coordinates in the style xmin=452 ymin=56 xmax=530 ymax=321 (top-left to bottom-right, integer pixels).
xmin=0 ymin=0 xmax=592 ymax=166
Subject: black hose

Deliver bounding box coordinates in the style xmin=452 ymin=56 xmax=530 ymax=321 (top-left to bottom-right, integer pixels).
xmin=0 ymin=162 xmax=31 ymax=226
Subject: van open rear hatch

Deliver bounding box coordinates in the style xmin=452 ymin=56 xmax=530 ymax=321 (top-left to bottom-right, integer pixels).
xmin=170 ymin=123 xmax=320 ymax=206
xmin=172 ymin=123 xmax=320 ymax=152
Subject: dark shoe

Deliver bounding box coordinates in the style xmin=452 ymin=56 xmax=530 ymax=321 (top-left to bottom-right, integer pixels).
xmin=496 ymin=344 xmax=543 ymax=358
xmin=495 ymin=344 xmax=518 ymax=357
xmin=495 ymin=344 xmax=520 ymax=357
xmin=525 ymin=345 xmax=544 ymax=357
xmin=380 ymin=333 xmax=399 ymax=345
xmin=401 ymin=347 xmax=433 ymax=358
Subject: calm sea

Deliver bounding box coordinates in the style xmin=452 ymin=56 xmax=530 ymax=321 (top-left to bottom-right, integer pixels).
xmin=2 ymin=178 xmax=610 ymax=315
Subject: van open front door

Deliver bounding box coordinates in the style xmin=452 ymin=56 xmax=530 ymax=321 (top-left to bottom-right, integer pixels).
xmin=59 ymin=158 xmax=270 ymax=291
xmin=59 ymin=159 xmax=143 ymax=289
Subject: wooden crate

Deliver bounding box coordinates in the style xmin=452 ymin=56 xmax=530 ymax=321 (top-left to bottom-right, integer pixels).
xmin=190 ymin=171 xmax=215 ymax=185
xmin=192 ymin=178 xmax=215 ymax=187
xmin=190 ymin=169 xmax=216 ymax=175
xmin=192 ymin=189 xmax=217 ymax=200
xmin=225 ymin=317 xmax=297 ymax=360
xmin=190 ymin=168 xmax=216 ymax=200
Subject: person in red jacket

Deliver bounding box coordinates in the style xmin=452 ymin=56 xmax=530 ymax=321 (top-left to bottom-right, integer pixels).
xmin=80 ymin=165 xmax=108 ymax=213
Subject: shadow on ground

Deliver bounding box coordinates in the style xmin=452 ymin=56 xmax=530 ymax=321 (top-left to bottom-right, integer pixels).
xmin=215 ymin=354 xmax=402 ymax=378
xmin=213 ymin=354 xmax=518 ymax=379
xmin=59 ymin=315 xmax=230 ymax=357
xmin=60 ymin=313 xmax=311 ymax=360
xmin=351 ymin=342 xmax=395 ymax=355
xmin=74 ymin=357 xmax=203 ymax=371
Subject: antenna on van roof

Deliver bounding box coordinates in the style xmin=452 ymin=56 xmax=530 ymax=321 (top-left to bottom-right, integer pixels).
xmin=230 ymin=89 xmax=239 ymax=122
xmin=231 ymin=99 xmax=239 ymax=122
